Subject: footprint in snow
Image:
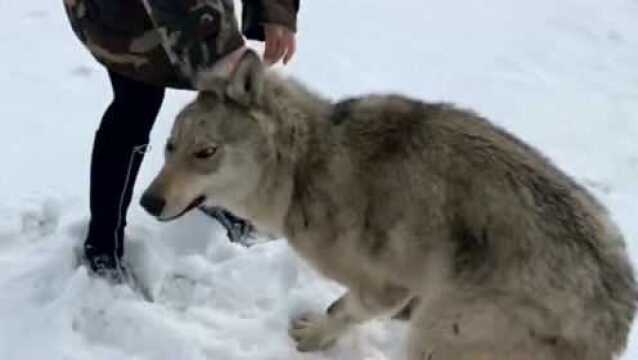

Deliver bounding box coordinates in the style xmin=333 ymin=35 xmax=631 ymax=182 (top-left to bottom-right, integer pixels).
xmin=607 ymin=30 xmax=625 ymax=44
xmin=21 ymin=199 xmax=61 ymax=237
xmin=71 ymin=66 xmax=94 ymax=77
xmin=25 ymin=10 xmax=48 ymax=19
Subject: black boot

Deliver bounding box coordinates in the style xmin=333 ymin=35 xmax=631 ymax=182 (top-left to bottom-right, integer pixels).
xmin=84 ymin=70 xmax=165 ymax=282
xmin=83 ymin=246 xmax=131 ymax=284
xmin=85 ymin=137 xmax=148 ymax=283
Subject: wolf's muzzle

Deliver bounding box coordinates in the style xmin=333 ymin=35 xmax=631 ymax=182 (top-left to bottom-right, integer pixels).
xmin=176 ymin=195 xmax=207 ymax=219
xmin=141 ymin=194 xmax=207 ymax=222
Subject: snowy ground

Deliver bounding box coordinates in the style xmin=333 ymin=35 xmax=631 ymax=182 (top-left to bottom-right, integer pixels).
xmin=1 ymin=0 xmax=637 ymax=359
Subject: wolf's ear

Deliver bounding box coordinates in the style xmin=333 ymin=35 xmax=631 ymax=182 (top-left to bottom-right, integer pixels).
xmin=226 ymin=50 xmax=264 ymax=107
xmin=194 ymin=69 xmax=226 ymax=98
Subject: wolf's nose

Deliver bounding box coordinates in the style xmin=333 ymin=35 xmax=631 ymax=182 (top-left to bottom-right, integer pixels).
xmin=140 ymin=194 xmax=166 ymax=216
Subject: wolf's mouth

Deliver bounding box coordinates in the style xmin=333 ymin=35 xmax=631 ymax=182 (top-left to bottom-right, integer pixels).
xmin=159 ymin=195 xmax=207 ymax=222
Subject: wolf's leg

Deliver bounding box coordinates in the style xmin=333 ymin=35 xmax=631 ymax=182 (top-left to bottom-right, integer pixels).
xmin=406 ymin=295 xmax=567 ymax=360
xmin=290 ymin=284 xmax=411 ymax=352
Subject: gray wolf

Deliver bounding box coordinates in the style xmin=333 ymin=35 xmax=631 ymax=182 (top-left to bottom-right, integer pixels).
xmin=141 ymin=50 xmax=637 ymax=360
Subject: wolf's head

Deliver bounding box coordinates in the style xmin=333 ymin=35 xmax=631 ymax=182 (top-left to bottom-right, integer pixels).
xmin=141 ymin=50 xmax=271 ymax=222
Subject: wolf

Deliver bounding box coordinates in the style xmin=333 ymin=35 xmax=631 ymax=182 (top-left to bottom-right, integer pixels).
xmin=140 ymin=50 xmax=637 ymax=360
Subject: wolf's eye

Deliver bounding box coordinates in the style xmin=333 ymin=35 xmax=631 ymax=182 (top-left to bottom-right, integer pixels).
xmin=166 ymin=142 xmax=176 ymax=153
xmin=194 ymin=146 xmax=218 ymax=159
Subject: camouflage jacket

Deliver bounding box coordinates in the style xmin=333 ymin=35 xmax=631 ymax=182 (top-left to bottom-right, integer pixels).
xmin=64 ymin=0 xmax=299 ymax=89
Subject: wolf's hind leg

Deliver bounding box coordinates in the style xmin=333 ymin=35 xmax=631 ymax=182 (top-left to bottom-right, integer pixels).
xmin=290 ymin=284 xmax=411 ymax=352
xmin=406 ymin=295 xmax=569 ymax=360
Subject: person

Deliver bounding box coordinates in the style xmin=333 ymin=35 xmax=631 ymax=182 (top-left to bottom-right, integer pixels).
xmin=63 ymin=0 xmax=300 ymax=282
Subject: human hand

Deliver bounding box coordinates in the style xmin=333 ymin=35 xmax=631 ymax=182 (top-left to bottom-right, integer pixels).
xmin=263 ymin=24 xmax=296 ymax=66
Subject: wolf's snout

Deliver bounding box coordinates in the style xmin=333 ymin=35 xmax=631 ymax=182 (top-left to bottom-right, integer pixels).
xmin=140 ymin=193 xmax=166 ymax=216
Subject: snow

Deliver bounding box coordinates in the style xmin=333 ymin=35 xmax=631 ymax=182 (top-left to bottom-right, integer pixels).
xmin=1 ymin=0 xmax=637 ymax=359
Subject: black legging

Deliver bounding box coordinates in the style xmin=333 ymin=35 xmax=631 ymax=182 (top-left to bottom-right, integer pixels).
xmin=85 ymin=70 xmax=165 ymax=260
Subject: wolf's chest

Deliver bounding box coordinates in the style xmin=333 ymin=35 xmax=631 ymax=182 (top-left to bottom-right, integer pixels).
xmin=285 ymin=215 xmax=391 ymax=288
xmin=289 ymin=233 xmax=371 ymax=287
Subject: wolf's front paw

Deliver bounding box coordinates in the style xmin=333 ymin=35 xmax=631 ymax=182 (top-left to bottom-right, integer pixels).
xmin=289 ymin=313 xmax=340 ymax=352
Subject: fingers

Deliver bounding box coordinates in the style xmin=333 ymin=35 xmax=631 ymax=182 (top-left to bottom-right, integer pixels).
xmin=263 ymin=24 xmax=296 ymax=66
xmin=270 ymin=37 xmax=286 ymax=65
xmin=282 ymin=35 xmax=296 ymax=65
xmin=263 ymin=28 xmax=282 ymax=65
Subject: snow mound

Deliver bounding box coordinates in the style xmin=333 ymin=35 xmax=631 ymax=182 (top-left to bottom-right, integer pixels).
xmin=0 ymin=207 xmax=406 ymax=360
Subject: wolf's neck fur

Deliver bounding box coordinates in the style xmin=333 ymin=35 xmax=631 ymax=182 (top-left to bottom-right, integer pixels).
xmin=239 ymin=73 xmax=334 ymax=236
